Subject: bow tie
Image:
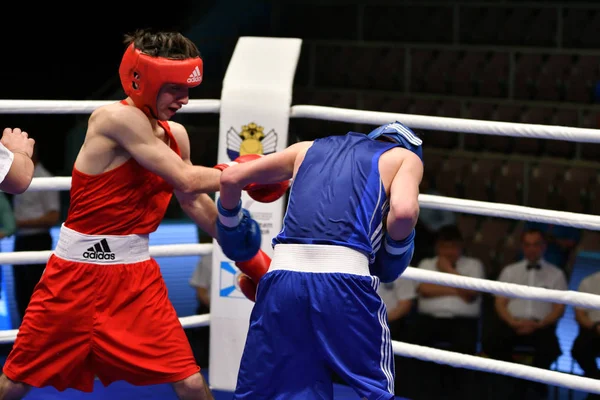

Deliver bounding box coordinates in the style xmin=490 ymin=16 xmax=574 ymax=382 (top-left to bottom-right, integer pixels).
xmin=527 ymin=263 xmax=541 ymax=271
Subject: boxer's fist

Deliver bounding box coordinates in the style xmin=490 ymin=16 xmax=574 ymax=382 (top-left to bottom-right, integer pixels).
xmin=238 ymin=274 xmax=257 ymax=302
xmin=245 ymin=180 xmax=290 ymax=203
xmin=235 ymin=154 xmax=262 ymax=163
xmin=234 ymin=154 xmax=291 ymax=203
xmin=235 ymin=248 xmax=271 ymax=284
xmin=2 ymin=127 xmax=34 ymax=158
xmin=236 ymin=249 xmax=271 ymax=302
xmin=216 ymin=199 xmax=261 ymax=262
xmin=214 ymin=161 xmax=235 ymax=172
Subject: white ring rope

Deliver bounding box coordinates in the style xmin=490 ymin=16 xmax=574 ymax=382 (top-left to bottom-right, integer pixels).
xmin=1 ymin=100 xmax=598 ymax=143
xmin=4 ymin=245 xmax=600 ymax=311
xmin=0 ymin=314 xmax=210 ymax=345
xmin=290 ymin=105 xmax=600 ymax=143
xmin=0 ymin=100 xmax=221 ymax=114
xmin=401 ymin=267 xmax=600 ymax=309
xmin=419 ymin=194 xmax=600 ymax=230
xmin=24 ymin=178 xmax=600 ymax=232
xmin=392 ymin=341 xmax=600 ymax=394
xmin=27 ymin=177 xmax=71 ymax=191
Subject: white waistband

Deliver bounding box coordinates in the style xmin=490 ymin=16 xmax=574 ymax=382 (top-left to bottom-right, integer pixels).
xmin=53 ymin=224 xmax=150 ymax=265
xmin=269 ymin=244 xmax=370 ymax=276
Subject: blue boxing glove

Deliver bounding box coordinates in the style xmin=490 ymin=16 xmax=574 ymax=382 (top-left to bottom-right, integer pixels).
xmin=367 ymin=121 xmax=423 ymax=162
xmin=216 ymin=199 xmax=261 ymax=262
xmin=370 ymin=229 xmax=415 ymax=283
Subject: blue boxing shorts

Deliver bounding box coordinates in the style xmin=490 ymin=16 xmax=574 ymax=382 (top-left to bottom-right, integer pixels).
xmin=234 ymin=244 xmax=395 ymax=400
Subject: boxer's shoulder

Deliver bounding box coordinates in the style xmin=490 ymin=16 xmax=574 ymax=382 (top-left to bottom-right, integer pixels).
xmin=88 ymin=102 xmax=149 ymax=137
xmin=165 ymin=120 xmax=188 ymax=141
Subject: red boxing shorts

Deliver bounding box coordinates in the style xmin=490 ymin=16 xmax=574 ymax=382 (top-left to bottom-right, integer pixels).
xmin=3 ymin=225 xmax=199 ymax=392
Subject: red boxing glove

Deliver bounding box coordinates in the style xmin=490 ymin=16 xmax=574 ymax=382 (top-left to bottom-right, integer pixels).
xmin=245 ymin=180 xmax=290 ymax=203
xmin=235 ymin=154 xmax=262 ymax=163
xmin=235 ymin=248 xmax=271 ymax=283
xmin=233 ymin=154 xmax=291 ymax=203
xmin=214 ymin=161 xmax=235 ymax=172
xmin=238 ymin=274 xmax=258 ymax=302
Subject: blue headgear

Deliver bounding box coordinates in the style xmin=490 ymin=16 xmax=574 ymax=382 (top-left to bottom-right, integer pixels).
xmin=367 ymin=121 xmax=423 ymax=161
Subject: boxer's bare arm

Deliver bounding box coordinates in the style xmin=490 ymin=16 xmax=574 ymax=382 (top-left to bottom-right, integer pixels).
xmin=170 ymin=122 xmax=219 ymax=239
xmin=221 ymin=141 xmax=313 ymax=189
xmin=100 ymin=106 xmax=221 ymax=194
xmin=219 ymin=141 xmax=313 ymax=209
xmin=385 ymin=150 xmax=423 ymax=241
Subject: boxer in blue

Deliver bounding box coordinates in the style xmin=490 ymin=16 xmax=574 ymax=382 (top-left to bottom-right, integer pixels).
xmin=217 ymin=121 xmax=424 ymax=400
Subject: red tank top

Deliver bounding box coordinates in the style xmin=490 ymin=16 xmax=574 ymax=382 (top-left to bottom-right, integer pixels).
xmin=64 ymin=102 xmax=181 ymax=235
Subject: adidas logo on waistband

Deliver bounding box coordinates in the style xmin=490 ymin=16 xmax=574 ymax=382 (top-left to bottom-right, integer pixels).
xmin=187 ymin=66 xmax=202 ymax=83
xmin=82 ymin=239 xmax=116 ymax=261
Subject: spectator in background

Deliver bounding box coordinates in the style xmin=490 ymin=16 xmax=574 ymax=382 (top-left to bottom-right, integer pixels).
xmin=0 ymin=193 xmax=16 ymax=241
xmin=379 ymin=278 xmax=417 ymax=338
xmin=572 ymin=269 xmax=600 ymax=398
xmin=413 ymin=179 xmax=456 ymax=266
xmin=412 ymin=225 xmax=484 ymax=400
xmin=524 ymin=221 xmax=580 ymax=274
xmin=483 ymin=228 xmax=566 ymax=399
xmin=186 ymin=227 xmax=213 ymax=368
xmin=0 ymin=192 xmax=16 ymax=357
xmin=12 ymin=147 xmax=60 ymax=322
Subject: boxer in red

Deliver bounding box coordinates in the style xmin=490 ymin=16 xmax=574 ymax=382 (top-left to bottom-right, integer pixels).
xmin=0 ymin=29 xmax=277 ymax=400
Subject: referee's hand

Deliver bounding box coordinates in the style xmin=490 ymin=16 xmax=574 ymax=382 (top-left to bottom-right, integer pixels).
xmin=1 ymin=127 xmax=35 ymax=158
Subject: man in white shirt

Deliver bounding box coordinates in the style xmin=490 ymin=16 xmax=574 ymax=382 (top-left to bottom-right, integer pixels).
xmin=12 ymin=148 xmax=60 ymax=321
xmin=483 ymin=228 xmax=567 ymax=399
xmin=412 ymin=225 xmax=485 ymax=399
xmin=572 ymin=270 xmax=600 ymax=382
xmin=0 ymin=127 xmax=35 ymax=195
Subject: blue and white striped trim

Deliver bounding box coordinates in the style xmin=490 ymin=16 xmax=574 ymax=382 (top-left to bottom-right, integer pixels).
xmin=383 ymin=122 xmax=423 ymax=146
xmin=371 ymin=276 xmax=395 ymax=394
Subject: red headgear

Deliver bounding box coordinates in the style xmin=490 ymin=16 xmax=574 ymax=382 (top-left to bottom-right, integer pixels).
xmin=118 ymin=43 xmax=203 ymax=118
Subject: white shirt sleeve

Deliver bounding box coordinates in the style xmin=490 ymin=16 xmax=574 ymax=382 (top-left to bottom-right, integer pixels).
xmin=395 ymin=278 xmax=417 ymax=300
xmin=0 ymin=142 xmax=14 ymax=184
xmin=43 ymin=190 xmax=60 ymax=213
xmin=189 ymin=255 xmax=212 ymax=289
xmin=579 ymin=276 xmax=592 ymax=293
xmin=497 ymin=265 xmax=513 ymax=283
xmin=417 ymin=258 xmax=435 ymax=271
xmin=464 ymin=259 xmax=485 ymax=279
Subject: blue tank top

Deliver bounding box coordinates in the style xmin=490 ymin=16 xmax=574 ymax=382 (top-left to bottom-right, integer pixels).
xmin=273 ymin=132 xmax=399 ymax=262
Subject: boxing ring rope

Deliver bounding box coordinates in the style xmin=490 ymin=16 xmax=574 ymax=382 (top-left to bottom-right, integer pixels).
xmin=393 ymin=342 xmax=600 ymax=394
xmin=290 ymin=105 xmax=600 ymax=143
xmin=26 ymin=178 xmax=600 ymax=231
xmin=0 ymin=100 xmax=221 ymax=115
xmin=4 ymin=99 xmax=600 ymax=394
xmin=3 ymin=245 xmax=600 ymax=309
xmin=2 ymin=99 xmax=600 ymax=143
